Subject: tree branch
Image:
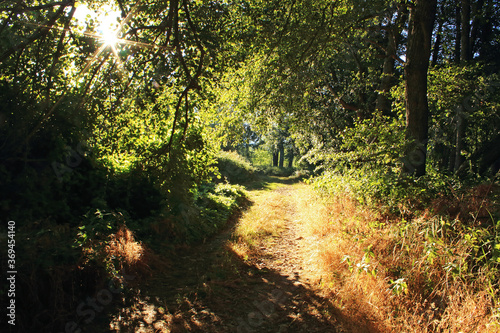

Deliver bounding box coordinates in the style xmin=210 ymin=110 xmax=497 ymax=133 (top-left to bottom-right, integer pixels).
xmin=1 ymin=1 xmax=70 ymax=13
xmin=0 ymin=0 xmax=72 ymax=62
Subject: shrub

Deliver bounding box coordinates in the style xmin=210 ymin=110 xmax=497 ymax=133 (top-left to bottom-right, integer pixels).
xmin=216 ymin=150 xmax=257 ymax=184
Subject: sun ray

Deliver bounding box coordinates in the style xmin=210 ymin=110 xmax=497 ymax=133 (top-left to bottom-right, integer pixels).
xmin=12 ymin=0 xmax=174 ymax=86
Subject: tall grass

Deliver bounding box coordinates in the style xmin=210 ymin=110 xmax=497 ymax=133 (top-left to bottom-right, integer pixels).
xmin=298 ymin=179 xmax=500 ymax=332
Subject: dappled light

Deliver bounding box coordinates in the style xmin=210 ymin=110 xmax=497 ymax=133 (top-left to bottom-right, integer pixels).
xmin=83 ymin=180 xmax=378 ymax=332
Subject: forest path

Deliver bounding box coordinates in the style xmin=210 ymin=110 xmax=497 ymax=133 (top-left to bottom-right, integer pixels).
xmin=91 ymin=176 xmax=368 ymax=333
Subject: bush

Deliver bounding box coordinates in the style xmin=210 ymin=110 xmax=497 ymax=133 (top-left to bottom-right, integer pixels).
xmin=216 ymin=151 xmax=257 ymax=184
xmin=164 ymin=182 xmax=247 ymax=243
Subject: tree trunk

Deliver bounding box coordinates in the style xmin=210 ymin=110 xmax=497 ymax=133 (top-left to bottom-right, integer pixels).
xmin=448 ymin=146 xmax=456 ymax=173
xmin=453 ymin=0 xmax=473 ymax=173
xmin=460 ymin=0 xmax=471 ymax=62
xmin=477 ymin=0 xmax=494 ymax=61
xmin=287 ymin=152 xmax=294 ymax=168
xmin=403 ymin=0 xmax=437 ymax=177
xmin=272 ymin=152 xmax=279 ymax=167
xmin=431 ymin=6 xmax=444 ymax=66
xmin=469 ymin=0 xmax=484 ymax=56
xmin=375 ymin=24 xmax=398 ymax=115
xmin=278 ymin=142 xmax=285 ymax=168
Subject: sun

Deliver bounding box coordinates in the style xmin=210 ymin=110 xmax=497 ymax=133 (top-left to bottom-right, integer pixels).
xmin=74 ymin=2 xmax=169 ymax=77
xmin=100 ymin=25 xmax=119 ymax=47
xmin=74 ymin=3 xmax=121 ymax=47
xmin=98 ymin=12 xmax=120 ymax=47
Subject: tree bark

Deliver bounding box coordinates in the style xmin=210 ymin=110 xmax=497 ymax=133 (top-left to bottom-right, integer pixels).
xmin=460 ymin=0 xmax=471 ymax=62
xmin=272 ymin=152 xmax=279 ymax=167
xmin=403 ymin=0 xmax=437 ymax=177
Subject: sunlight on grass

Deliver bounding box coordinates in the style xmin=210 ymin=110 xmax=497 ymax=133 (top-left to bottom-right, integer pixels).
xmin=294 ymin=185 xmax=499 ymax=332
xmin=229 ymin=179 xmax=500 ymax=332
xmin=230 ymin=184 xmax=292 ymax=256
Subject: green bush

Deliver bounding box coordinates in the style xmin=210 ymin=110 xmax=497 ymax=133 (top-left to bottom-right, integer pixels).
xmin=311 ymin=167 xmax=456 ymax=215
xmin=216 ymin=150 xmax=257 ymax=184
xmin=307 ymin=113 xmax=462 ymax=214
xmin=173 ymin=182 xmax=247 ymax=243
xmin=248 ymin=147 xmax=272 ymax=167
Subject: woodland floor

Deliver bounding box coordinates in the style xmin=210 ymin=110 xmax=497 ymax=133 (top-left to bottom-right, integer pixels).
xmin=85 ymin=176 xmax=376 ymax=333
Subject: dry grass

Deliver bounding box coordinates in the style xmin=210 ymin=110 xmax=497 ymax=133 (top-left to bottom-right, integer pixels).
xmin=227 ymin=180 xmax=500 ymax=331
xmin=231 ymin=186 xmax=292 ymax=257
xmin=106 ymin=226 xmax=144 ymax=267
xmin=294 ymin=185 xmax=500 ymax=333
xmin=80 ymin=225 xmax=169 ymax=283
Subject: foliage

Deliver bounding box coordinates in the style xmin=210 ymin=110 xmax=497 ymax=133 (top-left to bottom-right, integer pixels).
xmin=428 ymin=65 xmax=500 ymax=175
xmin=1 ymin=0 xmax=500 ymax=331
xmin=248 ymin=146 xmax=271 ymax=167
xmin=0 ymin=1 xmax=243 ymax=330
xmin=258 ymin=166 xmax=296 ymax=177
xmin=193 ymin=182 xmax=246 ymax=239
xmin=309 ymin=113 xmax=410 ymax=209
xmin=216 ymin=150 xmax=257 ymax=184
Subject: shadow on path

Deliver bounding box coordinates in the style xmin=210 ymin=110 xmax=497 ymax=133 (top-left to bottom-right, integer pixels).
xmin=243 ymin=174 xmax=306 ymax=191
xmin=81 ymin=178 xmax=379 ymax=333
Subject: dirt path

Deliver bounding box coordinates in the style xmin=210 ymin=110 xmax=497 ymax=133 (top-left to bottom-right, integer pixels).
xmin=247 ymin=186 xmax=317 ymax=287
xmin=89 ymin=178 xmax=359 ymax=333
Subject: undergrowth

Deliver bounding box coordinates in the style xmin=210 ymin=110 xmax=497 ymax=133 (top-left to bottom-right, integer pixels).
xmin=0 ymin=149 xmax=247 ymax=332
xmin=303 ymin=174 xmax=500 ymax=332
xmin=216 ymin=150 xmax=257 ymax=184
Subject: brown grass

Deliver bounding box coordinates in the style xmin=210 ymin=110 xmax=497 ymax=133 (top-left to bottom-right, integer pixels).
xmin=294 ymin=184 xmax=500 ymax=333
xmin=106 ymin=226 xmax=144 ymax=267
xmin=226 ymin=180 xmax=500 ymax=331
xmin=431 ymin=183 xmax=498 ymax=226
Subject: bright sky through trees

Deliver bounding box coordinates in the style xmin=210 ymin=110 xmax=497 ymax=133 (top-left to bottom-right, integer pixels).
xmin=74 ymin=2 xmax=121 ymax=47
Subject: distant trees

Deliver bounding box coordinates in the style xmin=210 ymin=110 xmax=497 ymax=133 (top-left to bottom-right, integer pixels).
xmin=265 ymin=121 xmax=295 ymax=168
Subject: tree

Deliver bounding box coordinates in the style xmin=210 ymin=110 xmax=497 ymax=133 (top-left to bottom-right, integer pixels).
xmin=403 ymin=0 xmax=437 ymax=177
xmin=265 ymin=121 xmax=291 ymax=168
